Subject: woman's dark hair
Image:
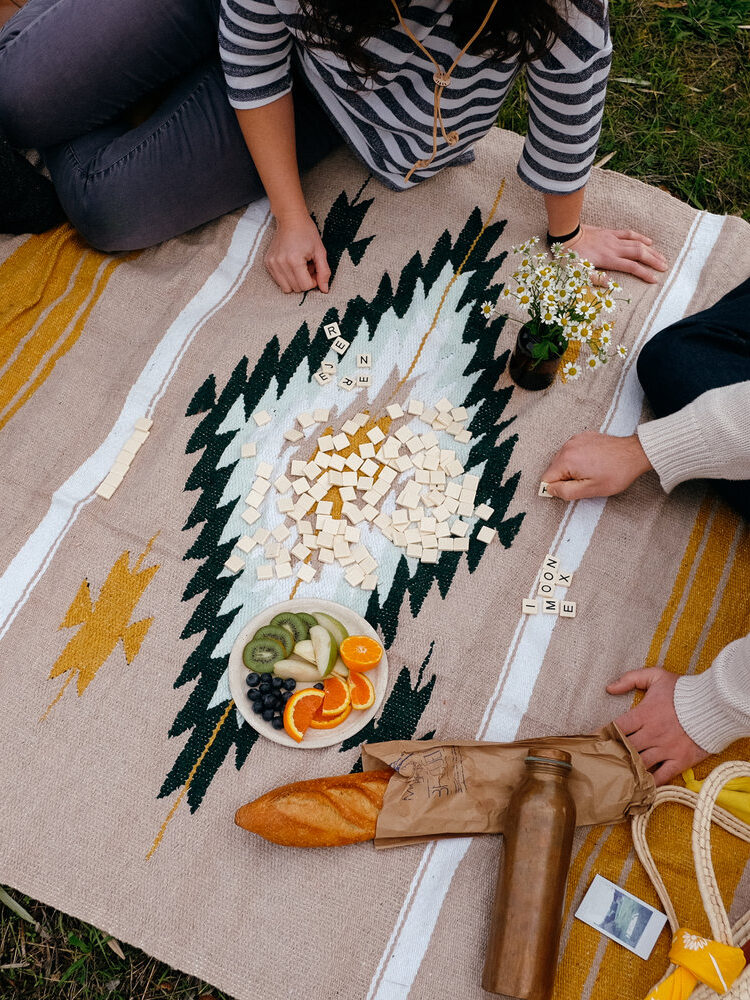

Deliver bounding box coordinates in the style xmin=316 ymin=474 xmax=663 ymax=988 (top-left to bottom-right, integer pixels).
xmin=297 ymin=0 xmax=566 ymax=76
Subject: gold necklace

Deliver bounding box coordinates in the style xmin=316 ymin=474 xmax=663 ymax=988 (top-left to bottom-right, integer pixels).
xmin=389 ymin=0 xmax=500 ymax=181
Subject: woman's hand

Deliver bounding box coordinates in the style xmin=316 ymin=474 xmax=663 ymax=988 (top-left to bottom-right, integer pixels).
xmin=607 ymin=667 xmax=709 ymax=786
xmin=265 ymin=213 xmax=330 ymax=294
xmin=572 ymin=224 xmax=668 ymax=284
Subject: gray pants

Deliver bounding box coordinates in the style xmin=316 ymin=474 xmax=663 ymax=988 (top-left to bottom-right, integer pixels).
xmin=0 ymin=0 xmax=341 ymax=250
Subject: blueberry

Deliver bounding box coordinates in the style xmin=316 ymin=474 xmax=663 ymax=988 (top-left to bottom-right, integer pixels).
xmin=313 ymin=682 xmax=324 ymax=690
xmin=262 ymin=708 xmax=274 ymax=722
xmin=252 ymin=701 xmax=264 ymax=715
xmin=246 ymin=673 xmax=260 ymax=687
xmin=263 ymin=693 xmax=277 ymax=709
xmin=281 ymin=690 xmax=293 ymax=703
xmin=271 ymin=677 xmax=283 ymax=689
xmin=247 ymin=688 xmax=261 ymax=702
xmin=283 ymin=678 xmax=296 ymax=691
xmin=259 ymin=679 xmax=272 ymax=692
xmin=271 ymin=716 xmax=284 ymax=730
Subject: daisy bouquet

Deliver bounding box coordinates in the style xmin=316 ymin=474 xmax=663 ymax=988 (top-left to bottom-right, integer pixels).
xmin=496 ymin=237 xmax=629 ymax=381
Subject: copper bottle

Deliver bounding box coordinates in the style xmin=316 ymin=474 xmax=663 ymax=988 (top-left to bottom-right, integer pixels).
xmin=482 ymin=748 xmax=576 ymax=999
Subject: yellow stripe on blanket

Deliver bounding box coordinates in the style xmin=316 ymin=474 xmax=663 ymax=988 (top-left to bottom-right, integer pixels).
xmin=0 ymin=225 xmax=126 ymax=432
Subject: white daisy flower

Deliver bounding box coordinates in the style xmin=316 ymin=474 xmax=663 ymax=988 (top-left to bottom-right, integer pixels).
xmin=585 ymin=355 xmax=601 ymax=371
xmin=616 ymin=344 xmax=627 ymax=359
xmin=563 ymin=361 xmax=581 ymax=380
xmin=480 ymin=301 xmax=493 ymax=318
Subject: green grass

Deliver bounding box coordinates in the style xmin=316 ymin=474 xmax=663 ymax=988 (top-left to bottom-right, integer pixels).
xmin=0 ymin=896 xmax=230 ymax=999
xmin=1 ymin=3 xmax=749 ymax=998
xmin=497 ymin=0 xmax=750 ymax=219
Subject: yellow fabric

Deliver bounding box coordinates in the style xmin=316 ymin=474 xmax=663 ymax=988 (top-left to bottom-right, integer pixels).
xmin=682 ymin=770 xmax=750 ymax=826
xmin=645 ymin=928 xmax=746 ymax=999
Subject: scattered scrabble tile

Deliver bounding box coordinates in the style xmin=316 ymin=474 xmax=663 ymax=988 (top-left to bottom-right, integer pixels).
xmin=324 ymin=321 xmax=341 ymax=340
xmin=522 ymin=599 xmax=538 ymax=615
xmin=257 ymin=564 xmax=273 ymax=581
xmin=539 ymin=481 xmax=552 ymax=497
xmin=134 ymin=416 xmax=153 ymax=432
xmin=236 ymin=536 xmax=255 ymax=555
xmin=477 ymin=526 xmax=496 ymax=544
xmin=332 ymin=337 xmax=350 ymax=356
xmin=560 ymin=601 xmax=577 ymax=618
xmin=386 ymin=403 xmax=404 ymax=420
xmin=284 ymin=428 xmax=305 ymax=442
xmin=271 ymin=524 xmax=291 ymax=542
xmin=454 ymin=429 xmax=472 ymax=444
xmin=297 ymin=412 xmax=315 ymax=429
xmin=298 ymin=563 xmax=316 ymax=583
xmin=275 ymin=563 xmax=292 ymax=579
xmin=407 ymin=398 xmax=424 ymax=416
xmin=253 ymin=410 xmax=271 ymax=427
xmin=357 ymin=373 xmax=371 ymax=387
xmin=367 ymin=426 xmax=385 ymax=445
xmin=320 ymin=360 xmax=337 ymax=373
xmin=542 ymin=599 xmax=559 ymax=614
xmin=357 ymin=353 xmax=371 ymax=369
xmin=538 ymin=582 xmax=554 ymax=597
xmin=474 ymin=503 xmax=494 ymax=520
xmin=339 ymin=376 xmax=355 ymax=391
xmin=313 ymin=408 xmax=330 ymax=422
xmin=241 ymin=442 xmax=257 ymax=458
xmin=241 ymin=508 xmax=260 ymax=526
xmin=224 ymin=554 xmax=245 ymax=574
xmin=314 ymin=370 xmax=333 ymax=386
xmin=557 ymin=570 xmax=573 ymax=588
xmin=451 ymin=407 xmax=468 ymax=422
xmin=95 ymin=479 xmax=119 ymax=500
xmin=543 ymin=554 xmax=560 ymax=571
xmin=435 ymin=397 xmax=453 ymax=413
xmin=274 ymin=474 xmax=291 ymax=493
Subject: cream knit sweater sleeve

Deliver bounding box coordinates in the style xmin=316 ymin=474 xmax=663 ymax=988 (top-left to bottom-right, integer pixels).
xmin=636 ymin=381 xmax=750 ymax=753
xmin=636 ymin=381 xmax=750 ymax=493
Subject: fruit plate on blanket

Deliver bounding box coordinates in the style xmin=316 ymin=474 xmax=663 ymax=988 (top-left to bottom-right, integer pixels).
xmin=228 ymin=599 xmax=388 ymax=749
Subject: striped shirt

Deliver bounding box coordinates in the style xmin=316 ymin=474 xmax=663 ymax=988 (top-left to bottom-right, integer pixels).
xmin=219 ymin=0 xmax=612 ymax=193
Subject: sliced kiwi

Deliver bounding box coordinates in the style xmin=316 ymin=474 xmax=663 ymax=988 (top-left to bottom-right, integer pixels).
xmin=269 ymin=612 xmax=309 ymax=644
xmin=242 ymin=637 xmax=285 ymax=673
xmin=296 ymin=612 xmax=318 ymax=630
xmin=253 ymin=624 xmax=293 ymax=657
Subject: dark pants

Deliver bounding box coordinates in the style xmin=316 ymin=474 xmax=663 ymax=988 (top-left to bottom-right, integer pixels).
xmin=0 ymin=0 xmax=341 ymax=250
xmin=637 ymin=277 xmax=750 ymax=521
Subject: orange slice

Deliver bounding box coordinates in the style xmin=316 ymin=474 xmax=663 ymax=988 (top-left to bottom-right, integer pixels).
xmin=349 ymin=671 xmax=376 ymax=711
xmin=339 ymin=635 xmax=383 ymax=673
xmin=283 ymin=688 xmax=325 ymax=743
xmin=308 ymin=701 xmax=353 ymax=729
xmin=321 ymin=675 xmax=351 ymax=717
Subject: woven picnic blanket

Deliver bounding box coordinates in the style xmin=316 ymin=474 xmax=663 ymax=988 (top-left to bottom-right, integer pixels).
xmin=1 ymin=128 xmax=749 ymax=1000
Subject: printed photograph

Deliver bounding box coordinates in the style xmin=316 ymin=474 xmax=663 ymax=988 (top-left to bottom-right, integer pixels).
xmin=575 ymin=875 xmax=668 ymax=960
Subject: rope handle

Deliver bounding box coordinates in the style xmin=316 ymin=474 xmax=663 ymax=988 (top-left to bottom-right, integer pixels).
xmin=631 ymin=763 xmax=750 ymax=943
xmin=692 ymin=762 xmax=750 ymax=942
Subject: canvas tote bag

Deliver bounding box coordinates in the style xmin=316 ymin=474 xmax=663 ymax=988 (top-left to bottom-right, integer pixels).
xmin=632 ymin=761 xmax=750 ymax=999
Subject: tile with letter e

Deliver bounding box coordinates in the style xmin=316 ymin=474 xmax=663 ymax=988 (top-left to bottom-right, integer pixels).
xmin=560 ymin=601 xmax=577 ymax=618
xmin=331 ymin=337 xmax=349 ymax=355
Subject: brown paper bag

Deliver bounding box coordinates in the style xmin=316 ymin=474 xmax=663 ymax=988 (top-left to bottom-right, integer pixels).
xmin=361 ymin=724 xmax=654 ymax=849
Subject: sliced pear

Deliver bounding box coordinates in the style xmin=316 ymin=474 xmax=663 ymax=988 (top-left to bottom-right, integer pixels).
xmin=293 ymin=639 xmax=317 ymax=664
xmin=309 ymin=624 xmax=338 ymax=677
xmin=332 ymin=658 xmax=349 ymax=678
xmin=273 ymin=659 xmax=321 ymax=682
xmin=313 ymin=612 xmax=349 ymax=647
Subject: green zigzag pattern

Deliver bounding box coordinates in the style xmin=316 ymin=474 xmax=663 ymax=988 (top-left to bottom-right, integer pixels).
xmin=159 ymin=193 xmax=522 ymax=812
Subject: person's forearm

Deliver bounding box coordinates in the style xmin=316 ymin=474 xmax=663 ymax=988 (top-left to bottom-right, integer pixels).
xmin=544 ymin=189 xmax=585 ymax=239
xmin=235 ymin=93 xmax=308 ymax=223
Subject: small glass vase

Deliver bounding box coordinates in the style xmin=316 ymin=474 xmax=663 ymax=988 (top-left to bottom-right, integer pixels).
xmin=508 ymin=323 xmax=566 ymax=391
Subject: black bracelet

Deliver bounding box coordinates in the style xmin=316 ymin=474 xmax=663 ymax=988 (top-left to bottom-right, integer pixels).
xmin=546 ymin=223 xmax=581 ymax=247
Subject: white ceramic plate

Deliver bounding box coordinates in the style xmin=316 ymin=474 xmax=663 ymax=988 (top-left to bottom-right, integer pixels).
xmin=228 ymin=599 xmax=388 ymax=749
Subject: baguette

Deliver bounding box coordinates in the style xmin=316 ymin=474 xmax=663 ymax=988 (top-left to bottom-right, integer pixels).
xmin=235 ymin=770 xmax=393 ymax=847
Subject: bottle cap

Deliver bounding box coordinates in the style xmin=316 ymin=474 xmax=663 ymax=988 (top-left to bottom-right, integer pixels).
xmin=524 ymin=748 xmax=572 ymax=768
